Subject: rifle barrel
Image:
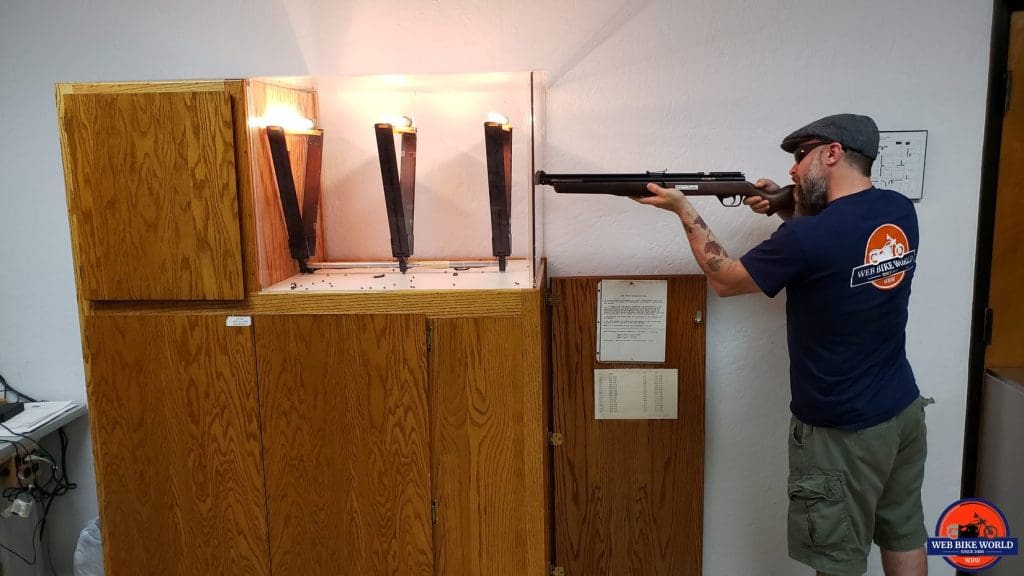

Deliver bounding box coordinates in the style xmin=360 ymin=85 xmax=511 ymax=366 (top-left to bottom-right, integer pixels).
xmin=535 ymin=170 xmax=795 ymax=216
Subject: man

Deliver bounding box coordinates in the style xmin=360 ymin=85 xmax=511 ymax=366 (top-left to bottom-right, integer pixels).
xmin=635 ymin=114 xmax=929 ymax=576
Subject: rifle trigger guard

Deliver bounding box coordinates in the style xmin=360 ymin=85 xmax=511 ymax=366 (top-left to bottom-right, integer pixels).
xmin=718 ymin=195 xmax=742 ymax=207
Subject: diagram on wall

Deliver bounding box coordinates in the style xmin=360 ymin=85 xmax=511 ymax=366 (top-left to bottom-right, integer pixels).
xmin=870 ymin=130 xmax=928 ymax=200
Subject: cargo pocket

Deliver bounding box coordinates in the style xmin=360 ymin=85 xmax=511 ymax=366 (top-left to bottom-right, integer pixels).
xmin=787 ymin=473 xmax=854 ymax=551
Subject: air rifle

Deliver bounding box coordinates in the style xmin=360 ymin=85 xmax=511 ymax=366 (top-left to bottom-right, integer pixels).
xmin=535 ymin=170 xmax=795 ymax=216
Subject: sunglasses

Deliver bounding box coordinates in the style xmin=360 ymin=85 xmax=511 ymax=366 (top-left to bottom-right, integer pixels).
xmin=793 ymin=140 xmax=835 ymax=164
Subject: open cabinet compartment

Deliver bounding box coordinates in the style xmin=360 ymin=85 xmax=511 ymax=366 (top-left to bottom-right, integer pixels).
xmin=247 ymin=72 xmax=546 ymax=293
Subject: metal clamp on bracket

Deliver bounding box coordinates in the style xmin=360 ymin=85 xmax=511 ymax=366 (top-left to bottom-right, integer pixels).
xmin=484 ymin=117 xmax=513 ymax=271
xmin=266 ymin=125 xmax=325 ymax=274
xmin=376 ymin=118 xmax=417 ymax=273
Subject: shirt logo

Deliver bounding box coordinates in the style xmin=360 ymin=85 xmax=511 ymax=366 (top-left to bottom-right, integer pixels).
xmin=850 ymin=223 xmax=916 ymax=289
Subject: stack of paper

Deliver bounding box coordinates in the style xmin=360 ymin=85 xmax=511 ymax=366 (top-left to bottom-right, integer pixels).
xmin=0 ymin=401 xmax=76 ymax=436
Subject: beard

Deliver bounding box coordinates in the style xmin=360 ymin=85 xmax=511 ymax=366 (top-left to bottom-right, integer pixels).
xmin=793 ymin=160 xmax=829 ymax=217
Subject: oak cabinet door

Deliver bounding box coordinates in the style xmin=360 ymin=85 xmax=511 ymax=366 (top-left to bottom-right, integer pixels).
xmin=429 ymin=316 xmax=531 ymax=576
xmin=551 ymin=277 xmax=706 ymax=576
xmin=256 ymin=314 xmax=434 ymax=576
xmin=62 ymin=89 xmax=244 ymax=300
xmin=85 ymin=314 xmax=268 ymax=576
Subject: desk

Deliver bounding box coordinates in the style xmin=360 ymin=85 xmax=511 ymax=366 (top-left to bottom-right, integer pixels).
xmin=0 ymin=403 xmax=88 ymax=462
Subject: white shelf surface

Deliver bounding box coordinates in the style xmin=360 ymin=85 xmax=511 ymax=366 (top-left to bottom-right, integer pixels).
xmin=264 ymin=259 xmax=534 ymax=293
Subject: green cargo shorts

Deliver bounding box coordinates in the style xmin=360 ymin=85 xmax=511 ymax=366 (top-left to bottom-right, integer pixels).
xmin=787 ymin=395 xmax=933 ymax=576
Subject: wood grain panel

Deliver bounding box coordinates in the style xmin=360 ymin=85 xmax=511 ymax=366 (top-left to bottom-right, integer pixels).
xmin=521 ymin=285 xmax=553 ymax=573
xmin=430 ymin=316 xmax=528 ymax=576
xmin=63 ymin=90 xmax=244 ymax=300
xmin=57 ymin=81 xmax=231 ymax=95
xmin=84 ymin=314 xmax=268 ymax=576
xmin=245 ymin=80 xmax=321 ymax=289
xmin=551 ymin=276 xmax=706 ymax=576
xmin=988 ymin=12 xmax=1024 ymax=367
xmin=257 ymin=314 xmax=433 ymax=576
xmin=225 ymin=80 xmax=261 ymax=297
xmin=89 ymin=289 xmax=526 ymax=318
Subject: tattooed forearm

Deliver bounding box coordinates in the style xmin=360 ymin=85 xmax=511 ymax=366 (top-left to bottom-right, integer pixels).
xmin=705 ymin=241 xmax=728 ymax=258
xmin=673 ymin=198 xmax=747 ymax=293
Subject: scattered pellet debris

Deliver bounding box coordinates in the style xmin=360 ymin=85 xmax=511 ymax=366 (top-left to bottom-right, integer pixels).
xmin=373 ymin=274 xmax=385 ymax=278
xmin=290 ymin=282 xmax=298 ymax=290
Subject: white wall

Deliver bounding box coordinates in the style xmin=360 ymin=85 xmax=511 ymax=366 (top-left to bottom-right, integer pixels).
xmin=314 ymin=73 xmax=536 ymax=261
xmin=0 ymin=1 xmax=992 ymax=574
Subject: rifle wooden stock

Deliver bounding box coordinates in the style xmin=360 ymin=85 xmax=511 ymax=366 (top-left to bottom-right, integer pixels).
xmin=535 ymin=171 xmax=795 ymax=216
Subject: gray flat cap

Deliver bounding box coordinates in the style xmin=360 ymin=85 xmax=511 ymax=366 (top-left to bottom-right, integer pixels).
xmin=780 ymin=113 xmax=880 ymax=159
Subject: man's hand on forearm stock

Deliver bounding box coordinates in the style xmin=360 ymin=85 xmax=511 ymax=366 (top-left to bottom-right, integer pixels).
xmin=630 ymin=181 xmax=689 ymax=215
xmin=634 ymin=183 xmax=761 ymax=297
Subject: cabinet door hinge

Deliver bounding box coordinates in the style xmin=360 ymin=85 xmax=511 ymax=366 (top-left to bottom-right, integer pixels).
xmin=546 ymin=290 xmax=560 ymax=307
xmin=431 ymin=499 xmax=439 ymax=525
xmin=548 ymin=431 xmax=564 ymax=446
xmin=550 ymin=565 xmax=565 ymax=576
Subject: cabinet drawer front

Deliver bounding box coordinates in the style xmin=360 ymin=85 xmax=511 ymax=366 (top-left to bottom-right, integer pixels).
xmin=63 ymin=90 xmax=244 ymax=300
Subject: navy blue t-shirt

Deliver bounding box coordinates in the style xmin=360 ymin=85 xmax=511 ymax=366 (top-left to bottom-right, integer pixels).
xmin=740 ymin=187 xmax=919 ymax=430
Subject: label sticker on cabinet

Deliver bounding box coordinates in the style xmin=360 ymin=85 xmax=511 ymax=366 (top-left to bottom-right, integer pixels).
xmin=226 ymin=316 xmax=252 ymax=327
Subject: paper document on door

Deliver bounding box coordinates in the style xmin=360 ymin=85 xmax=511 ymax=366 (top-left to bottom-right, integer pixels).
xmin=594 ymin=369 xmax=678 ymax=420
xmin=596 ymin=279 xmax=668 ymax=363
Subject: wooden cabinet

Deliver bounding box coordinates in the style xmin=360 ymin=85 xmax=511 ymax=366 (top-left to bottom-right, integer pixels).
xmin=58 ymin=83 xmax=248 ymax=301
xmin=60 ymin=80 xmax=550 ymax=576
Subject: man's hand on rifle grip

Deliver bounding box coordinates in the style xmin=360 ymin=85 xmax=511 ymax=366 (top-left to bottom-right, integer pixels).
xmin=744 ymin=178 xmax=779 ymax=215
